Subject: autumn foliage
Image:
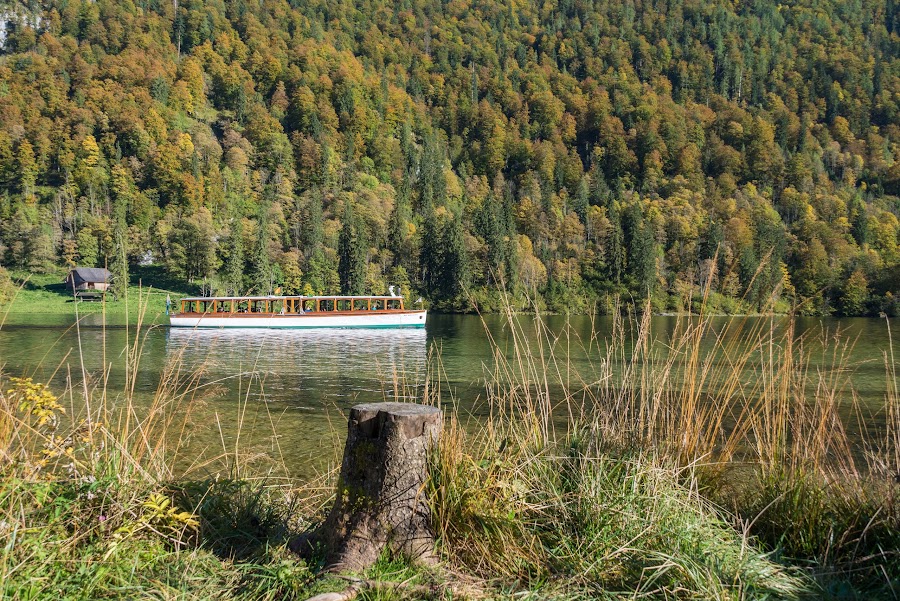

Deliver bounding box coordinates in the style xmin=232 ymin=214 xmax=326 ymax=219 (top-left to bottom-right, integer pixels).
xmin=0 ymin=0 xmax=897 ymax=314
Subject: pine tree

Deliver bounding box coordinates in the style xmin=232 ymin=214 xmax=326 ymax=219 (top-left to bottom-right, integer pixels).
xmin=478 ymin=193 xmax=508 ymax=284
xmin=338 ymin=201 xmax=367 ymax=295
xmin=388 ymin=187 xmax=411 ymax=268
xmin=109 ymin=164 xmax=131 ymax=298
xmin=420 ymin=209 xmax=443 ymax=298
xmin=606 ymin=204 xmax=626 ymax=285
xmin=441 ymin=211 xmax=469 ymax=300
xmin=223 ymin=218 xmax=245 ymax=295
xmin=251 ymin=205 xmax=272 ymax=294
xmin=419 ymin=133 xmax=446 ymax=214
xmin=109 ymin=229 xmax=128 ymax=298
xmin=303 ymin=191 xmax=324 ymax=254
xmin=623 ymin=202 xmax=656 ymax=295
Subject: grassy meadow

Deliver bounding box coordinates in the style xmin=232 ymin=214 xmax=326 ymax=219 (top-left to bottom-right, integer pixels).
xmin=0 ymin=290 xmax=898 ymax=600
xmin=0 ymin=268 xmax=192 ymax=323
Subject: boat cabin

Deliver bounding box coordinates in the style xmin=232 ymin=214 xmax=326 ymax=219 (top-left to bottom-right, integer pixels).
xmin=177 ymin=295 xmax=407 ymax=315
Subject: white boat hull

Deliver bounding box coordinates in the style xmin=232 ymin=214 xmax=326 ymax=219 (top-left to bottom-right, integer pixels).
xmin=169 ymin=310 xmax=427 ymax=329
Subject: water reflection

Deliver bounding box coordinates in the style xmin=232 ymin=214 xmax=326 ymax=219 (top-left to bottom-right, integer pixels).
xmin=2 ymin=312 xmax=896 ymax=478
xmin=165 ymin=327 xmax=428 ymax=410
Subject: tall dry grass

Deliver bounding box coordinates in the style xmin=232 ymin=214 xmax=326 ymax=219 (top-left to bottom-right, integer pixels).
xmin=428 ymin=288 xmax=900 ymax=596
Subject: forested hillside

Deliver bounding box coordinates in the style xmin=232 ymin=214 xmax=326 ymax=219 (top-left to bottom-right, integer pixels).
xmin=0 ymin=0 xmax=898 ymax=314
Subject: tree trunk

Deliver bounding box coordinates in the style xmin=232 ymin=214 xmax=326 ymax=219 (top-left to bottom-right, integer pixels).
xmin=293 ymin=402 xmax=442 ymax=571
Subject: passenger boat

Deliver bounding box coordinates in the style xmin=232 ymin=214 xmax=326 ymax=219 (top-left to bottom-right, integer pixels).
xmin=169 ymin=294 xmax=427 ymax=329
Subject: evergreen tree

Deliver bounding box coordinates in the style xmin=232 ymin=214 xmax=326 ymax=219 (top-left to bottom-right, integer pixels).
xmin=338 ymin=201 xmax=367 ymax=295
xmin=477 ymin=192 xmax=509 ymax=284
xmin=223 ymin=219 xmax=245 ymax=295
xmin=440 ymin=211 xmax=469 ymax=300
xmin=251 ymin=204 xmax=272 ymax=294
xmin=304 ymin=247 xmax=331 ymax=295
xmin=109 ymin=229 xmax=128 ymax=298
xmin=419 ymin=133 xmax=446 ymax=214
xmin=109 ymin=165 xmax=131 ymax=298
xmin=500 ymin=191 xmax=519 ymax=284
xmin=623 ymin=202 xmax=656 ymax=295
xmin=605 ymin=204 xmax=625 ymax=285
xmin=388 ymin=187 xmax=412 ymax=268
xmin=420 ymin=209 xmax=443 ymax=297
xmin=303 ymin=191 xmax=324 ymax=254
xmin=849 ymin=195 xmax=869 ymax=246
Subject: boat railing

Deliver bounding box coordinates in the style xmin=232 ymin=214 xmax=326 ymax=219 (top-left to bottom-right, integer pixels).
xmin=177 ymin=296 xmax=409 ymax=315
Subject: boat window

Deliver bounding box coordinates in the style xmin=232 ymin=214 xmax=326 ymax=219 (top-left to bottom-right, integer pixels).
xmin=353 ymin=299 xmax=369 ymax=311
xmin=371 ymin=299 xmax=383 ymax=310
xmin=271 ymin=299 xmax=283 ymax=314
xmin=303 ymin=299 xmax=317 ymax=312
xmin=216 ymin=300 xmax=230 ymax=313
xmin=236 ymin=300 xmax=248 ymax=313
xmin=387 ymin=299 xmax=402 ymax=310
xmin=320 ymin=299 xmax=334 ymax=312
xmin=337 ymin=299 xmax=352 ymax=311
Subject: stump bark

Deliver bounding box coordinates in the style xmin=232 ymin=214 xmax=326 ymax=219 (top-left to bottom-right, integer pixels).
xmin=295 ymin=402 xmax=442 ymax=571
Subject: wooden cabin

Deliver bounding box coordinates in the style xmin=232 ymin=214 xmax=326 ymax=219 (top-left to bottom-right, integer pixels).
xmin=65 ymin=267 xmax=112 ymax=296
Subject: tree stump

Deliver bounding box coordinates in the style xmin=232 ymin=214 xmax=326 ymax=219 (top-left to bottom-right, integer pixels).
xmin=294 ymin=402 xmax=442 ymax=572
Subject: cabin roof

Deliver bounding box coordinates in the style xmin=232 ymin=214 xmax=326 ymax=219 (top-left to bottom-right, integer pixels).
xmin=68 ymin=267 xmax=112 ymax=283
xmin=180 ymin=295 xmax=403 ymax=302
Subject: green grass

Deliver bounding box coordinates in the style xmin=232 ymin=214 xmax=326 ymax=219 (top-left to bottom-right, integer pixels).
xmin=0 ymin=268 xmax=194 ymax=323
xmin=430 ymin=432 xmax=812 ymax=599
xmin=0 ymin=475 xmax=322 ymax=600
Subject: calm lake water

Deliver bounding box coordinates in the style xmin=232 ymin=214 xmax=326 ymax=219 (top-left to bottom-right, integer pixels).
xmin=0 ymin=311 xmax=897 ymax=479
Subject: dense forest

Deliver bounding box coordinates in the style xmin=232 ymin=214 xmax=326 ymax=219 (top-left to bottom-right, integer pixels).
xmin=0 ymin=0 xmax=897 ymax=314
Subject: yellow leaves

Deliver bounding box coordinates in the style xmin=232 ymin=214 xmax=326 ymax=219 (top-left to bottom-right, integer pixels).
xmin=105 ymin=492 xmax=199 ymax=559
xmin=169 ymin=80 xmax=194 ymax=114
xmin=144 ymin=108 xmax=168 ymax=144
xmin=79 ymin=135 xmax=100 ymax=169
xmin=726 ymin=120 xmax=744 ymax=140
xmin=804 ymin=203 xmax=817 ymax=221
xmin=445 ymin=166 xmax=463 ymax=201
xmin=141 ymin=492 xmax=200 ymax=533
xmin=7 ymin=377 xmax=63 ymax=428
xmin=177 ymin=133 xmax=195 ymax=158
xmin=4 ymin=376 xmax=110 ymax=478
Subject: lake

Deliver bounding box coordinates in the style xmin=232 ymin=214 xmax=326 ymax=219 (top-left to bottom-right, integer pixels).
xmin=0 ymin=310 xmax=897 ymax=479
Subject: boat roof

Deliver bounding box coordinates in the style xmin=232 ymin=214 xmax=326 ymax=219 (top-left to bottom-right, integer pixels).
xmin=179 ymin=295 xmax=403 ymax=302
